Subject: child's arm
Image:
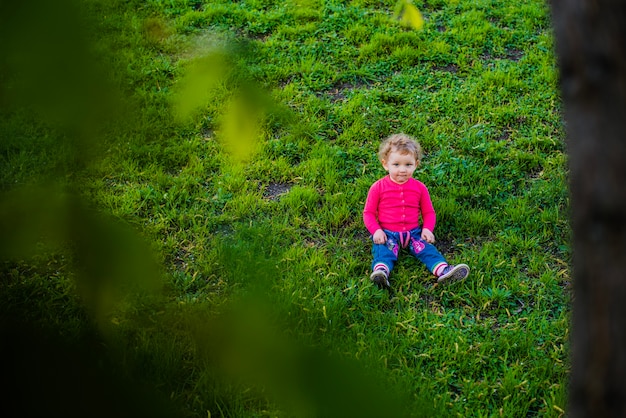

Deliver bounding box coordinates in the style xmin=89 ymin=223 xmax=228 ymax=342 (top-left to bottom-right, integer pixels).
xmin=419 ymin=184 xmax=437 ymax=243
xmin=363 ymin=181 xmax=386 ymax=243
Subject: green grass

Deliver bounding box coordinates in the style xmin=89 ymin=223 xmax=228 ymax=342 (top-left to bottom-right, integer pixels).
xmin=1 ymin=0 xmax=569 ymax=416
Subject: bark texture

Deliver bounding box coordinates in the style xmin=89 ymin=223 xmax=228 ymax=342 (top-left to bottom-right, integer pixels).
xmin=550 ymin=0 xmax=626 ymax=416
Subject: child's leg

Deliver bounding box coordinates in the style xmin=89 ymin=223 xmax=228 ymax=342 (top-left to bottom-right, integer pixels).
xmin=371 ymin=233 xmax=399 ymax=277
xmin=408 ymin=233 xmax=470 ymax=283
xmin=408 ymin=235 xmax=448 ymax=276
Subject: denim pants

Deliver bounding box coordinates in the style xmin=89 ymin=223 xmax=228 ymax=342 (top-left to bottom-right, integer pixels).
xmin=371 ymin=228 xmax=447 ymax=276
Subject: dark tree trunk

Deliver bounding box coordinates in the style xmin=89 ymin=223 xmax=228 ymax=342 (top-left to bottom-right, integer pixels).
xmin=550 ymin=0 xmax=626 ymax=416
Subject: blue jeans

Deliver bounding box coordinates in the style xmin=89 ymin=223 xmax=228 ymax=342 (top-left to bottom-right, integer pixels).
xmin=371 ymin=228 xmax=447 ymax=276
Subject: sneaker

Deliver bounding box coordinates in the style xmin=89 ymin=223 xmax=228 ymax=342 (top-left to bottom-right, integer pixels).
xmin=370 ymin=269 xmax=390 ymax=289
xmin=437 ymin=264 xmax=470 ymax=284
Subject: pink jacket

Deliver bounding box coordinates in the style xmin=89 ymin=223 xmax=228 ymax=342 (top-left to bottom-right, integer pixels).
xmin=363 ymin=176 xmax=436 ymax=235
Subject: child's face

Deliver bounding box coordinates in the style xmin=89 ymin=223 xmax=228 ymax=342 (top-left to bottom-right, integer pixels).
xmin=382 ymin=150 xmax=417 ymax=184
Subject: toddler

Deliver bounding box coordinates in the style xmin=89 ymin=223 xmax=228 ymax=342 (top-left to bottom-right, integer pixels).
xmin=363 ymin=133 xmax=469 ymax=288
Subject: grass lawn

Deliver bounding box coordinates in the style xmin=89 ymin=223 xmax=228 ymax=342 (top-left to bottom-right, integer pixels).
xmin=1 ymin=0 xmax=570 ymax=416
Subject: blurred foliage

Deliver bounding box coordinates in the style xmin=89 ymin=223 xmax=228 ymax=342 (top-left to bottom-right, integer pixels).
xmin=0 ymin=0 xmax=424 ymax=416
xmin=0 ymin=0 xmax=568 ymax=416
xmin=395 ymin=0 xmax=425 ymax=30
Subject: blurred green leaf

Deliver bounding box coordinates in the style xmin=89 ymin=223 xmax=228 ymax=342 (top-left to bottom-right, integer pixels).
xmin=395 ymin=0 xmax=425 ymax=30
xmin=172 ymin=51 xmax=229 ymax=121
xmin=220 ymin=92 xmax=263 ymax=162
xmin=0 ymin=184 xmax=162 ymax=328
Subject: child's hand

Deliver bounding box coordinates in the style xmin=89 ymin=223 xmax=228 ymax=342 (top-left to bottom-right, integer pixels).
xmin=373 ymin=229 xmax=387 ymax=244
xmin=421 ymin=228 xmax=435 ymax=243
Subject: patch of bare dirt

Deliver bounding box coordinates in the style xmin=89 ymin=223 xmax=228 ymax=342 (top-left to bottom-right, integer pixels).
xmin=263 ymin=182 xmax=292 ymax=201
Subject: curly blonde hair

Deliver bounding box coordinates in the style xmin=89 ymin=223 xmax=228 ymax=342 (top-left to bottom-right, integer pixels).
xmin=378 ymin=133 xmax=423 ymax=163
